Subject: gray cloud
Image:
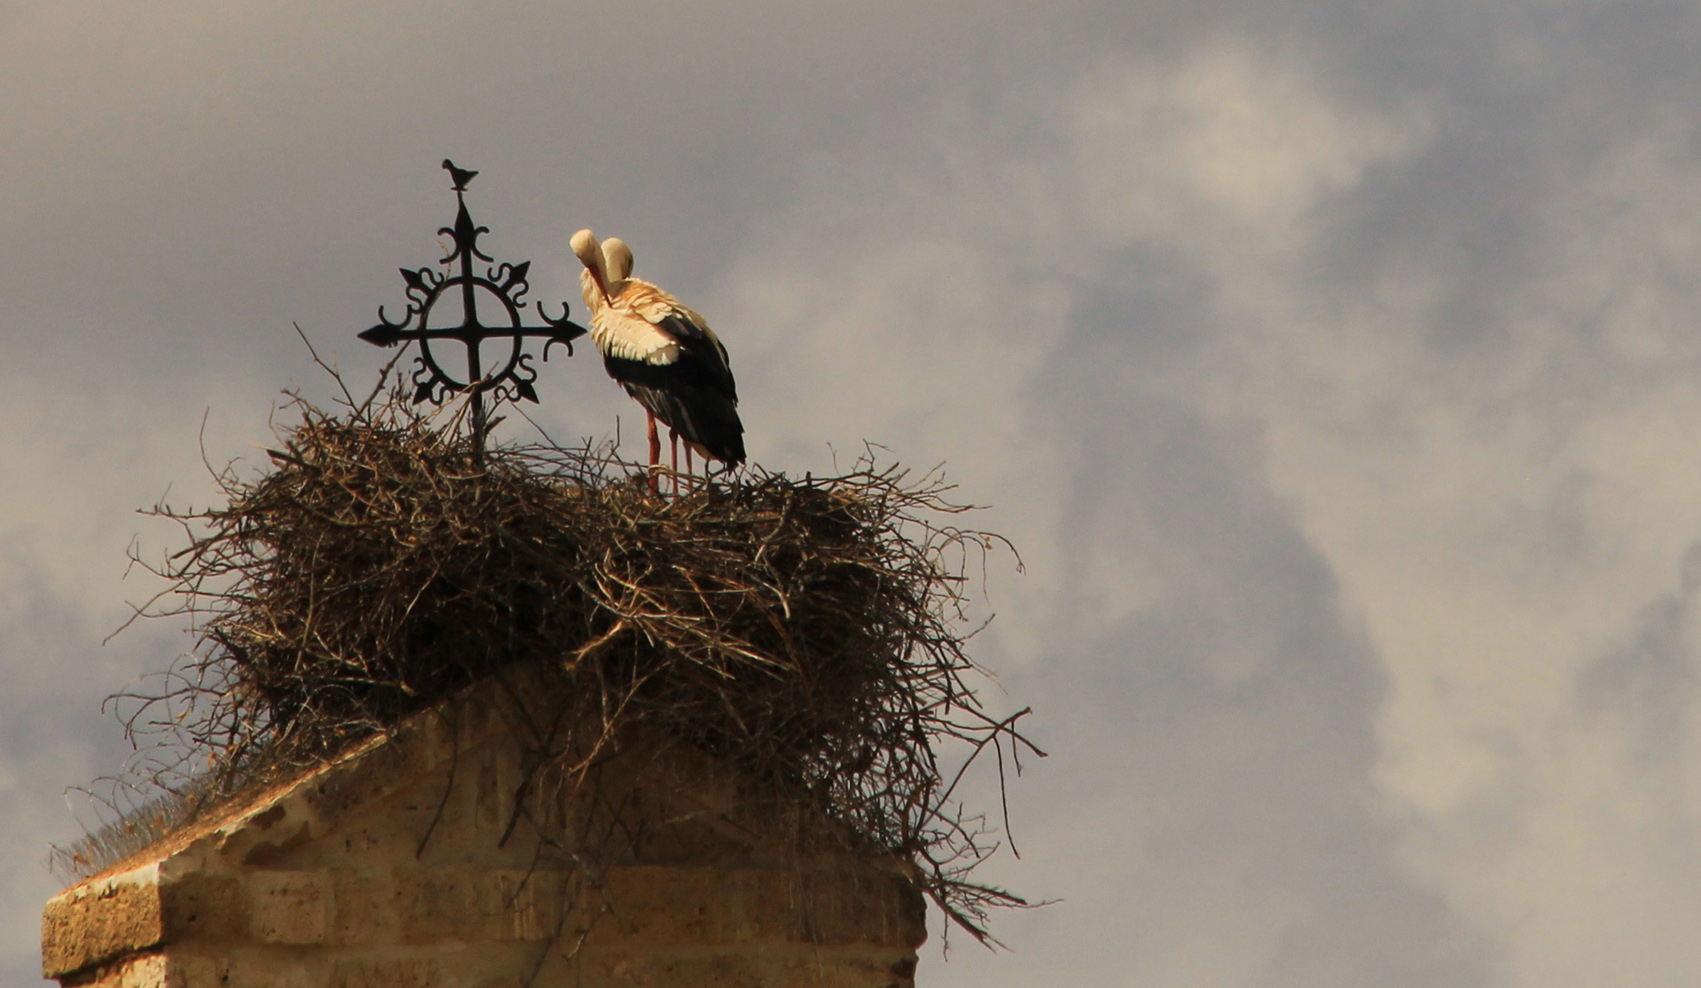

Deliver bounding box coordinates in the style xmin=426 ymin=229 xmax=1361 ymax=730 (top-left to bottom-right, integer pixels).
xmin=0 ymin=556 xmax=172 ymax=985
xmin=1577 ymin=542 xmax=1701 ymax=764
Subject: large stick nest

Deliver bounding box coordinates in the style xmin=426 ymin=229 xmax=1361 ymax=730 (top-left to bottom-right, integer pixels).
xmin=80 ymin=387 xmax=1039 ymax=942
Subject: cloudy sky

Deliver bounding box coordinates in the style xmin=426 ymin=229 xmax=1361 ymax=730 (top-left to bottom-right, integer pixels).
xmin=8 ymin=0 xmax=1701 ymax=984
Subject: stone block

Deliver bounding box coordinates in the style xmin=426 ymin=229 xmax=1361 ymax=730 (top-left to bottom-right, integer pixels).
xmin=328 ymin=871 xmax=395 ymax=947
xmin=561 ymin=945 xmax=917 ymax=988
xmin=764 ymin=945 xmax=921 ymax=988
xmin=222 ymin=952 xmax=318 ymax=988
xmin=591 ymin=867 xmax=732 ymax=945
xmin=247 ymin=871 xmax=330 ymax=945
xmin=53 ymin=952 xmax=165 ymax=988
xmin=162 ymin=875 xmax=245 ymax=943
xmin=328 ymin=957 xmax=441 ymax=988
xmin=575 ymin=948 xmax=768 ymax=988
xmin=393 ymin=867 xmax=570 ymax=945
xmin=792 ymin=867 xmax=927 ymax=949
xmin=485 ymin=869 xmax=566 ymax=942
xmin=42 ymin=872 xmax=164 ymax=980
xmin=166 ymin=952 xmax=226 ymax=988
xmin=392 ymin=868 xmax=475 ymax=945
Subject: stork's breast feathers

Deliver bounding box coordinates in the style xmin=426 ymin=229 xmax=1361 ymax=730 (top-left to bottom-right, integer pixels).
xmin=606 ymin=330 xmax=681 ymax=365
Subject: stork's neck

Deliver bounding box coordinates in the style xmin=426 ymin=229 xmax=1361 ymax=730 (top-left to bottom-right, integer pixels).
xmin=580 ymin=268 xmax=608 ymax=306
xmin=578 ymin=269 xmax=618 ymax=346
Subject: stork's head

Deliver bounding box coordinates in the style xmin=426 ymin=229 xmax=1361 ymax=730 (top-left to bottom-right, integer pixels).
xmin=601 ymin=237 xmax=633 ymax=283
xmin=570 ymin=228 xmax=608 ymax=298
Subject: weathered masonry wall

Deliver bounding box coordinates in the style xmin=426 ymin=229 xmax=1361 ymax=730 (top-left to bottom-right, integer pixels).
xmin=45 ymin=861 xmax=921 ymax=987
xmin=43 ymin=698 xmax=927 ymax=988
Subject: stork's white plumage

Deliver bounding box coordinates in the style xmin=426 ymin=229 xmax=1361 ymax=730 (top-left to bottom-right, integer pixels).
xmin=570 ymin=229 xmax=744 ymax=489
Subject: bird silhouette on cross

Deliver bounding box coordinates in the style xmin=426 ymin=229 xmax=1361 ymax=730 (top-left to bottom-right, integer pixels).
xmin=442 ymin=159 xmax=478 ymax=192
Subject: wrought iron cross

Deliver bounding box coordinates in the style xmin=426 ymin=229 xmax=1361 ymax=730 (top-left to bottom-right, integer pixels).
xmin=358 ymin=160 xmax=587 ymax=456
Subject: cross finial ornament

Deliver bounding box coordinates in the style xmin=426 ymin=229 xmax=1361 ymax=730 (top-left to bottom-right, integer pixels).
xmin=358 ymin=162 xmax=587 ymax=456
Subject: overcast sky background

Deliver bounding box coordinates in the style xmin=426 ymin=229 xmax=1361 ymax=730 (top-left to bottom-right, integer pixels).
xmin=7 ymin=1 xmax=1701 ymax=984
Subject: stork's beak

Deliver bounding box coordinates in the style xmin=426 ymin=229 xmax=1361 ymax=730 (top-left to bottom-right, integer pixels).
xmin=569 ymin=228 xmax=610 ymax=301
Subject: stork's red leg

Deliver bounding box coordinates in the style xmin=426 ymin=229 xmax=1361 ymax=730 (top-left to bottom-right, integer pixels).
xmin=669 ymin=429 xmax=680 ymax=495
xmin=684 ymin=446 xmax=694 ymax=485
xmin=646 ymin=412 xmax=660 ymax=496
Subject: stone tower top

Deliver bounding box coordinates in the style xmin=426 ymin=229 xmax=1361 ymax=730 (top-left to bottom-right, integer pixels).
xmin=43 ymin=684 xmax=927 ymax=988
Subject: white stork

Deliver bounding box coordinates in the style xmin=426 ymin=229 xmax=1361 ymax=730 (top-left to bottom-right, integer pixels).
xmin=569 ymin=229 xmax=745 ymax=490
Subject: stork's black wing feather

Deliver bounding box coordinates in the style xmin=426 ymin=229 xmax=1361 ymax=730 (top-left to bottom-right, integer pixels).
xmin=602 ymin=352 xmax=745 ymax=464
xmin=654 ymin=313 xmax=737 ymax=401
